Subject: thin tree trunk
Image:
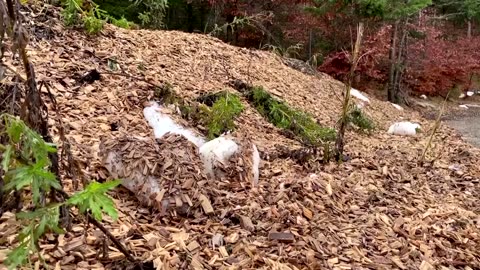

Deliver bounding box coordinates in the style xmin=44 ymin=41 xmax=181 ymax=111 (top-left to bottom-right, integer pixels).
xmin=334 ymin=22 xmax=364 ymax=161
xmin=393 ymin=19 xmax=408 ymax=104
xmin=388 ymin=21 xmax=398 ymax=102
xmin=467 ymin=20 xmax=472 ymax=39
xmin=308 ymin=29 xmax=312 ymax=60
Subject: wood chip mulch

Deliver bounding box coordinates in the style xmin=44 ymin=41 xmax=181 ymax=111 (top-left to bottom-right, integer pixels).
xmin=1 ymin=4 xmax=480 ymax=270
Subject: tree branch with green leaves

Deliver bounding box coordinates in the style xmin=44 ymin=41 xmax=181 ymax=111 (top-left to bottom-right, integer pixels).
xmin=0 ymin=113 xmax=124 ymax=269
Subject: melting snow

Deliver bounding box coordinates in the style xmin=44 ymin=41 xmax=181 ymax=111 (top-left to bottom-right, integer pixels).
xmin=199 ymin=136 xmax=239 ymax=178
xmin=144 ymin=102 xmax=260 ymax=185
xmin=391 ymin=103 xmax=404 ymax=111
xmin=143 ymin=102 xmax=206 ymax=147
xmin=350 ymin=88 xmax=370 ymax=103
xmin=387 ymin=122 xmax=421 ymax=136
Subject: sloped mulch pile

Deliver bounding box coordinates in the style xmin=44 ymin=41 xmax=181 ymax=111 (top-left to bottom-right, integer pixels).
xmin=99 ymin=133 xmax=209 ymax=215
xmin=1 ymin=3 xmax=480 ymax=270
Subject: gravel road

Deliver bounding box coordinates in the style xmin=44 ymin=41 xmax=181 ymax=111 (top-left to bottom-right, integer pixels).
xmin=444 ymin=106 xmax=480 ymax=147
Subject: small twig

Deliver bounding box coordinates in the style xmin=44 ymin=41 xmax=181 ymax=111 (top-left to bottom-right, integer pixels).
xmin=10 ymin=76 xmax=18 ymax=113
xmin=334 ymin=22 xmax=364 ymax=161
xmin=88 ymin=215 xmax=137 ymax=263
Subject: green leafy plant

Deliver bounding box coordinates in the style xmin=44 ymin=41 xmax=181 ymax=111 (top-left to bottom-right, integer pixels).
xmin=67 ymin=180 xmax=120 ymax=221
xmin=205 ymin=92 xmax=244 ymax=139
xmin=346 ymin=106 xmax=375 ymax=132
xmin=0 ymin=114 xmax=120 ymax=269
xmin=83 ymin=12 xmax=105 ymax=34
xmin=132 ymin=0 xmax=168 ymax=29
xmin=61 ymin=0 xmax=82 ymax=26
xmin=248 ymin=86 xmax=336 ymax=145
xmin=262 ymin=43 xmax=304 ymax=58
xmin=110 ymin=16 xmax=133 ymax=29
xmin=209 ymin=16 xmax=253 ymax=37
xmin=60 ymin=0 xmax=134 ymax=34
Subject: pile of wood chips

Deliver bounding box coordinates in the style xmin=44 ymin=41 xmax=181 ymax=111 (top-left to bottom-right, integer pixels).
xmin=0 ymin=3 xmax=479 ymax=270
xmin=100 ymin=133 xmax=211 ymax=216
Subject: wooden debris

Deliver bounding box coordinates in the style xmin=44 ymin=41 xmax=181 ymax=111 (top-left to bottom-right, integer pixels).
xmin=198 ymin=194 xmax=214 ymax=215
xmin=2 ymin=3 xmax=479 ymax=270
xmin=187 ymin=241 xmax=201 ymax=252
xmin=420 ymin=260 xmax=434 ymax=270
xmin=302 ymin=207 xmax=313 ymax=220
xmin=239 ymin=215 xmax=255 ymax=232
xmin=268 ymin=232 xmax=295 ymax=243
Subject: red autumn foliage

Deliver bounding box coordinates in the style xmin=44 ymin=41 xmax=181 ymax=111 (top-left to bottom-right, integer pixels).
xmin=318 ymin=25 xmax=390 ymax=86
xmin=208 ymin=1 xmax=480 ymax=97
xmin=319 ymin=20 xmax=480 ymax=96
xmin=406 ymin=26 xmax=480 ymax=95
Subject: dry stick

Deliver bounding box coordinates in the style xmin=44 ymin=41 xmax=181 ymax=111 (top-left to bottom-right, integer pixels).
xmin=89 ymin=216 xmax=137 ymax=263
xmin=420 ymin=89 xmax=452 ymax=164
xmin=334 ymin=22 xmax=364 ymax=160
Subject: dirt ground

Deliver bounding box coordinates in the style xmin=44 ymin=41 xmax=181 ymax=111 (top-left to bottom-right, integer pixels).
xmin=444 ymin=108 xmax=480 ymax=147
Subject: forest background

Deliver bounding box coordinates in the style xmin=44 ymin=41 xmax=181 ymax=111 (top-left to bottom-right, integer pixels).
xmin=75 ymin=0 xmax=480 ymax=103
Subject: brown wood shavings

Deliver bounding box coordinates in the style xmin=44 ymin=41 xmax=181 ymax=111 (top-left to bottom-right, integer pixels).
xmin=1 ymin=3 xmax=479 ymax=270
xmin=212 ymin=135 xmax=259 ymax=187
xmin=99 ymin=134 xmax=209 ymax=215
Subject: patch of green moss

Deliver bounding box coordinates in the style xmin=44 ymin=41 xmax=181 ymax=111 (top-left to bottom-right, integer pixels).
xmin=247 ymin=86 xmax=336 ymax=146
xmin=346 ymin=106 xmax=375 ymax=132
xmin=204 ymin=93 xmax=244 ymax=139
xmin=196 ymin=91 xmax=229 ymax=106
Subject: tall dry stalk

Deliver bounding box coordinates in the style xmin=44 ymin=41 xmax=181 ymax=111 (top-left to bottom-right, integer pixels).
xmin=334 ymin=22 xmax=364 ymax=160
xmin=420 ymin=89 xmax=451 ymax=163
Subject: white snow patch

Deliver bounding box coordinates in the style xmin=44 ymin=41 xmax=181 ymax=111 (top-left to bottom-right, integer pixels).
xmin=350 ymin=88 xmax=370 ymax=103
xmin=143 ymin=102 xmax=205 ymax=147
xmin=459 ymin=93 xmax=466 ymax=99
xmin=199 ymin=136 xmax=239 ymax=178
xmin=356 ymin=103 xmax=365 ymax=109
xmin=467 ymin=91 xmax=474 ymax=97
xmin=420 ymin=94 xmax=427 ymax=100
xmin=391 ymin=103 xmax=404 ymax=111
xmin=144 ymin=102 xmax=260 ymax=185
xmin=459 ymin=104 xmax=469 ymax=109
xmin=387 ymin=121 xmax=421 ymax=136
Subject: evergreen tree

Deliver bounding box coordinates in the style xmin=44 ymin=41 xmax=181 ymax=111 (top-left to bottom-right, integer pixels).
xmin=433 ymin=0 xmax=480 ymax=37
